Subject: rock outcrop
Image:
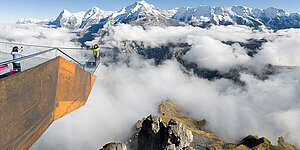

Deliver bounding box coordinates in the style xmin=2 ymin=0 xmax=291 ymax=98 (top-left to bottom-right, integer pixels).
xmin=100 ymin=142 xmax=127 ymax=150
xmin=100 ymin=101 xmax=296 ymax=150
xmin=127 ymin=115 xmax=194 ymax=150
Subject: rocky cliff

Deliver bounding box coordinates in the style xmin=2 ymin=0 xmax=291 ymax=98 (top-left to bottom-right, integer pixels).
xmin=99 ymin=101 xmax=296 ymax=150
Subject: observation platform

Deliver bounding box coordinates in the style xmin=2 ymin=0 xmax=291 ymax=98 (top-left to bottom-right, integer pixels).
xmin=0 ymin=44 xmax=99 ymax=149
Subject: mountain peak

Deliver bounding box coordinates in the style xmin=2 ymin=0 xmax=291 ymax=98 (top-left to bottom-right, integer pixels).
xmin=124 ymin=1 xmax=154 ymax=12
xmin=135 ymin=0 xmax=152 ymax=7
xmin=232 ymin=5 xmax=248 ymax=8
xmin=115 ymin=0 xmax=159 ymax=17
xmin=58 ymin=9 xmax=73 ymax=18
xmin=61 ymin=9 xmax=71 ymax=14
xmin=85 ymin=6 xmax=103 ymax=16
xmin=90 ymin=6 xmax=103 ymax=12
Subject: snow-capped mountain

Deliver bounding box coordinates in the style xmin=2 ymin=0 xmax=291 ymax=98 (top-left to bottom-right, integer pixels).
xmin=48 ymin=7 xmax=114 ymax=29
xmin=172 ymin=5 xmax=300 ymax=29
xmin=104 ymin=1 xmax=180 ymax=28
xmin=80 ymin=7 xmax=115 ymax=28
xmin=17 ymin=1 xmax=300 ymax=30
xmin=49 ymin=9 xmax=85 ymax=29
xmin=16 ymin=18 xmax=53 ymax=25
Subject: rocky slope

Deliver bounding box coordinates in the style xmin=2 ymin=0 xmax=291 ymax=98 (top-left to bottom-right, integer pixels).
xmin=99 ymin=101 xmax=296 ymax=150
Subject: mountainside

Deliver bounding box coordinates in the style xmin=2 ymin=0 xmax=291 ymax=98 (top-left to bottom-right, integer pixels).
xmin=172 ymin=5 xmax=300 ymax=29
xmin=80 ymin=7 xmax=115 ymax=28
xmin=105 ymin=1 xmax=180 ymax=28
xmin=48 ymin=8 xmax=114 ymax=29
xmin=49 ymin=9 xmax=86 ymax=29
xmin=17 ymin=1 xmax=300 ymax=30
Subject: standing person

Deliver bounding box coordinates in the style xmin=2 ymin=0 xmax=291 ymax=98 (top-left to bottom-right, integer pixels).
xmin=90 ymin=44 xmax=100 ymax=65
xmin=11 ymin=46 xmax=24 ymax=72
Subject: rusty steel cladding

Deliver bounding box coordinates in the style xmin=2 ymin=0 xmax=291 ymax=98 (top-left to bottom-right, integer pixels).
xmin=0 ymin=56 xmax=97 ymax=150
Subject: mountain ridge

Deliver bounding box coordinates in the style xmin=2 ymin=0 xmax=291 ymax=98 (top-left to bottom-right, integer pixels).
xmin=16 ymin=1 xmax=300 ymax=30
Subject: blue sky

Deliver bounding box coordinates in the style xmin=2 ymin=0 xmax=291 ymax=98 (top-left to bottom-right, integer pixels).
xmin=1 ymin=0 xmax=300 ymax=22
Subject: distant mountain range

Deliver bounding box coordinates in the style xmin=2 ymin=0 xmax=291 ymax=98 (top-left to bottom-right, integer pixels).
xmin=17 ymin=1 xmax=300 ymax=30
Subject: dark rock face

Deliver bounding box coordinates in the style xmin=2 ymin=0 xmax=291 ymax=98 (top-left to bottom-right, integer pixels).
xmin=129 ymin=115 xmax=194 ymax=150
xmin=115 ymin=41 xmax=191 ymax=65
xmin=239 ymin=135 xmax=266 ymax=148
xmin=221 ymin=38 xmax=268 ymax=57
xmin=137 ymin=115 xmax=166 ymax=150
xmin=100 ymin=142 xmax=127 ymax=150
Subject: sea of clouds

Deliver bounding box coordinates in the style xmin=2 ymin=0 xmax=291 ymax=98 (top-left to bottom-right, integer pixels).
xmin=33 ymin=56 xmax=300 ymax=149
xmin=1 ymin=23 xmax=300 ymax=149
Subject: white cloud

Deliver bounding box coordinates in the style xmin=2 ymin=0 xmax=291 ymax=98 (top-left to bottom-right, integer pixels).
xmin=2 ymin=23 xmax=300 ymax=149
xmin=32 ymin=55 xmax=300 ymax=149
xmin=183 ymin=36 xmax=250 ymax=71
xmin=97 ymin=24 xmax=272 ymax=49
xmin=0 ymin=23 xmax=79 ymax=51
xmin=98 ymin=24 xmax=277 ymax=71
xmin=254 ymin=29 xmax=300 ymax=66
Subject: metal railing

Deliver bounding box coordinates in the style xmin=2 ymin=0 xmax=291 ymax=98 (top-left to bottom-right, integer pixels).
xmin=0 ymin=41 xmax=84 ymax=50
xmin=0 ymin=48 xmax=56 ymax=66
xmin=0 ymin=47 xmax=86 ymax=71
xmin=0 ymin=41 xmax=107 ymax=74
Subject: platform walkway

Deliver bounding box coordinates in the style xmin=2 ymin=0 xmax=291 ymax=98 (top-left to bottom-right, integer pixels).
xmin=0 ymin=43 xmax=101 ymax=78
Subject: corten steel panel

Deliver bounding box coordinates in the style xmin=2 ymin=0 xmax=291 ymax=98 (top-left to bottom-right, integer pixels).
xmin=54 ymin=57 xmax=96 ymax=120
xmin=0 ymin=56 xmax=97 ymax=150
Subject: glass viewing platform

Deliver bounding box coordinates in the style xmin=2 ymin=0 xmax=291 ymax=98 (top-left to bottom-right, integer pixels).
xmin=0 ymin=42 xmax=101 ymax=78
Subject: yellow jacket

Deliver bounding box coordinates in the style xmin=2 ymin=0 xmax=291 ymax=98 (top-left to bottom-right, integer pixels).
xmin=91 ymin=48 xmax=100 ymax=57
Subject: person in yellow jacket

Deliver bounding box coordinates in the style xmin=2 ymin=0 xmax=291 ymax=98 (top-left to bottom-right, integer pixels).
xmin=90 ymin=44 xmax=100 ymax=64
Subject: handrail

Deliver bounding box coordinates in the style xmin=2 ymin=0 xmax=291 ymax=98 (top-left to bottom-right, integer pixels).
xmin=0 ymin=48 xmax=57 ymax=66
xmin=0 ymin=41 xmax=114 ymax=50
xmin=0 ymin=48 xmax=85 ymax=70
xmin=0 ymin=41 xmax=85 ymax=50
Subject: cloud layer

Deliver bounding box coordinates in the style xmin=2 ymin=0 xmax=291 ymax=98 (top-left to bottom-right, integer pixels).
xmin=32 ymin=55 xmax=300 ymax=149
xmin=97 ymin=24 xmax=300 ymax=72
xmin=2 ymin=23 xmax=300 ymax=149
